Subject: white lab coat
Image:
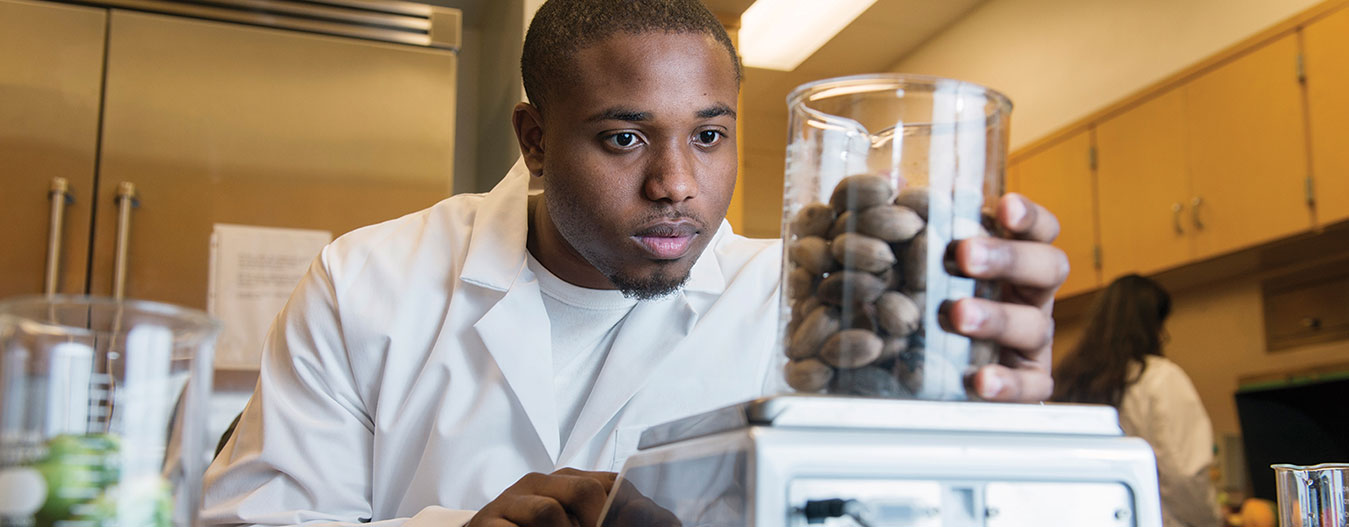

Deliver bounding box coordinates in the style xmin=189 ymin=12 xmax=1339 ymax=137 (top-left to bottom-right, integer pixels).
xmin=1118 ymin=355 xmax=1221 ymax=527
xmin=201 ymin=161 xmax=787 ymax=527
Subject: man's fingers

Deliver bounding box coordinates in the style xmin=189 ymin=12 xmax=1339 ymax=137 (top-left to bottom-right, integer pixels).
xmin=498 ymin=494 xmax=571 ymax=527
xmin=971 ymin=363 xmax=1053 ymax=403
xmin=998 ymin=193 xmax=1059 ymax=243
xmin=940 ymin=298 xmax=1053 ymax=351
xmin=537 ymin=470 xmax=614 ymax=527
xmin=946 ymin=237 xmax=1069 ymax=294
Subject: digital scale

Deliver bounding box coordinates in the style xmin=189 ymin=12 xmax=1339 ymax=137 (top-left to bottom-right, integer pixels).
xmin=597 ymin=395 xmax=1163 ymax=527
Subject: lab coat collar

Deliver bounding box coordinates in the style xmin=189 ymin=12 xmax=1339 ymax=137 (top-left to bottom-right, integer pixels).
xmin=461 ymin=158 xmax=731 ymax=463
xmin=458 ymin=158 xmax=729 ymax=296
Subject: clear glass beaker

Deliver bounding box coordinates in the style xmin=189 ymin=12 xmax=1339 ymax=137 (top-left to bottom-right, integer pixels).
xmin=780 ymin=74 xmax=1011 ymax=400
xmin=1274 ymin=463 xmax=1349 ymax=527
xmin=0 ymin=296 xmax=219 ymax=527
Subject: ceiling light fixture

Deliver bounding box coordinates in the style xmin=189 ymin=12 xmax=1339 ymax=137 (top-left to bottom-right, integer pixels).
xmin=738 ymin=0 xmax=878 ymax=71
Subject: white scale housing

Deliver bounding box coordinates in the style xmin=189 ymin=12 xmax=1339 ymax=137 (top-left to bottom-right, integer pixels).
xmin=598 ymin=395 xmax=1163 ymax=527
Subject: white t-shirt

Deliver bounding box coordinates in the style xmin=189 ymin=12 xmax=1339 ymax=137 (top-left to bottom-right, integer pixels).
xmin=525 ymin=252 xmax=637 ymax=445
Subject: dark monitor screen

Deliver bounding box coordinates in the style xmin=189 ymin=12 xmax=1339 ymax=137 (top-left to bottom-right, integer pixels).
xmin=1234 ymin=375 xmax=1349 ymax=501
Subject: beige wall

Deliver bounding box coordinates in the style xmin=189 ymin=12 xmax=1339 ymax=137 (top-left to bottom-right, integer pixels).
xmin=739 ymin=0 xmax=1324 ymax=238
xmin=887 ymin=0 xmax=1321 ymax=150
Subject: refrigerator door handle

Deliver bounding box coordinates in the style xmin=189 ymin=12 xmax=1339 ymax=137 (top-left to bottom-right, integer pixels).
xmin=112 ymin=182 xmax=139 ymax=300
xmin=45 ymin=177 xmax=74 ymax=296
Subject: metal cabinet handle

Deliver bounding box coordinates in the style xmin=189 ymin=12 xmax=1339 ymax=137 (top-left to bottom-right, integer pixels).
xmin=1190 ymin=197 xmax=1204 ymax=230
xmin=112 ymin=182 xmax=139 ymax=300
xmin=45 ymin=178 xmax=74 ymax=295
xmin=1171 ymin=202 xmax=1184 ymax=235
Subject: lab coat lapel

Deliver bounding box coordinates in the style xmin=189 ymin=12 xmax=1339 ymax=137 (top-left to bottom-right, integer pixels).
xmin=558 ymin=295 xmax=696 ymax=462
xmin=557 ymin=233 xmax=727 ymax=462
xmin=472 ymin=281 xmax=560 ymax=462
xmin=461 ymin=159 xmax=561 ymax=461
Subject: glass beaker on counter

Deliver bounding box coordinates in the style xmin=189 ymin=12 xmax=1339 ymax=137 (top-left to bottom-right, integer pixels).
xmin=0 ymin=296 xmax=219 ymax=527
xmin=1274 ymin=463 xmax=1349 ymax=527
xmin=780 ymin=74 xmax=1011 ymax=400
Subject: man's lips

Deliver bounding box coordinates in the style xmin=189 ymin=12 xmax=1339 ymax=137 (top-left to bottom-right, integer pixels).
xmin=633 ymin=222 xmax=699 ymax=260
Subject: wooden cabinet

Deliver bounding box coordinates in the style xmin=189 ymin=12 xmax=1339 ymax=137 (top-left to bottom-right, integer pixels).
xmin=1183 ymin=33 xmax=1311 ymax=259
xmin=1 ymin=5 xmax=457 ymax=310
xmin=1092 ymin=32 xmax=1313 ymax=284
xmin=1014 ymin=131 xmax=1099 ymax=298
xmin=1304 ymin=7 xmax=1349 ymax=226
xmin=1096 ymin=89 xmax=1193 ymax=280
xmin=0 ymin=0 xmax=105 ymax=299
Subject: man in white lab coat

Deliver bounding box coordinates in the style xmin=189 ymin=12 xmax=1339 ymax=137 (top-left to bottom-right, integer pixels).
xmin=202 ymin=1 xmax=1069 ymax=526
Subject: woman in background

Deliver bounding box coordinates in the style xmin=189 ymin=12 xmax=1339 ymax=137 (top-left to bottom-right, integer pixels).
xmin=1053 ymin=274 xmax=1221 ymax=527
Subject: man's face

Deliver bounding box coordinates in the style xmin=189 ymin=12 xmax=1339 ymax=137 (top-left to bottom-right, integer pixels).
xmin=538 ymin=31 xmax=739 ymax=299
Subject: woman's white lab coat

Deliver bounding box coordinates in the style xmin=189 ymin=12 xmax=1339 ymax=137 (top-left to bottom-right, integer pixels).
xmin=1119 ymin=355 xmax=1222 ymax=527
xmin=201 ymin=162 xmax=786 ymax=527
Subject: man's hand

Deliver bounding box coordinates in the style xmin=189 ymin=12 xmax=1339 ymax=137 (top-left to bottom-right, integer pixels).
xmin=943 ymin=193 xmax=1067 ymax=402
xmin=468 ymin=468 xmax=617 ymax=527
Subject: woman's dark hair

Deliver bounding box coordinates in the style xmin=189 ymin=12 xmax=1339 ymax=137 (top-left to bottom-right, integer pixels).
xmin=1052 ymin=274 xmax=1172 ymax=407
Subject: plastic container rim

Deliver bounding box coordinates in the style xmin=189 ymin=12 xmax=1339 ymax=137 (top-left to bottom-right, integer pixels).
xmin=0 ymin=294 xmax=222 ymax=338
xmin=787 ymin=73 xmax=1013 ymax=115
xmin=1271 ymin=462 xmax=1349 ymax=472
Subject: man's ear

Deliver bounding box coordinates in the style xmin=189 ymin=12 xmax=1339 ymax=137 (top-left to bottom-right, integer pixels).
xmin=512 ymin=102 xmax=546 ymax=177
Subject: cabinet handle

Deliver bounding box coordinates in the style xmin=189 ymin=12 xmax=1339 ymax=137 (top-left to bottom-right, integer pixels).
xmin=1190 ymin=197 xmax=1204 ymax=230
xmin=112 ymin=182 xmax=139 ymax=300
xmin=45 ymin=178 xmax=74 ymax=296
xmin=1171 ymin=202 xmax=1184 ymax=235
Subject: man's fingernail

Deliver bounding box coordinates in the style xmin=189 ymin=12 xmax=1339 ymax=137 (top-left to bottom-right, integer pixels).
xmin=959 ymin=303 xmax=987 ymax=333
xmin=1006 ymin=195 xmax=1027 ymax=228
xmin=965 ymin=240 xmax=989 ymax=275
xmin=979 ymin=372 xmax=1004 ymax=399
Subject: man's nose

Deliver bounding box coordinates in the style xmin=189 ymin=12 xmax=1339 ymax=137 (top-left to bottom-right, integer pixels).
xmin=643 ymin=142 xmax=698 ymax=203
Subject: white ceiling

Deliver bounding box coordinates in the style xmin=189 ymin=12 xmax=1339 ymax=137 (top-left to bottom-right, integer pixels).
xmin=742 ymin=0 xmax=988 ymax=104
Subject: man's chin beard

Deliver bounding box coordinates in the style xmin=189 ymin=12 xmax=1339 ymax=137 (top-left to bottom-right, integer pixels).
xmin=607 ymin=267 xmax=691 ymax=301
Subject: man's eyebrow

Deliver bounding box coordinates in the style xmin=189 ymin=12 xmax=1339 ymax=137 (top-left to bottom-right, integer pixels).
xmin=586 ymin=107 xmax=652 ymax=123
xmin=696 ymin=104 xmax=736 ymax=119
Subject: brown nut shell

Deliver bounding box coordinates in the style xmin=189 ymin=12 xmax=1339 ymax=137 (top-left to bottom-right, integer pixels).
xmin=785 ymin=358 xmax=834 ymax=392
xmin=789 ymin=236 xmax=836 ymax=275
xmin=903 ymin=230 xmax=930 ymax=292
xmin=787 ymin=267 xmax=816 ymax=301
xmin=876 ymin=291 xmax=922 ymax=338
xmin=831 ymin=233 xmax=896 ymax=273
xmin=846 ymin=303 xmax=878 ymax=332
xmin=857 ymin=205 xmax=925 ymax=243
xmin=830 ymin=174 xmax=896 ymax=214
xmin=831 ymin=366 xmax=904 ymax=397
xmin=791 ymin=203 xmax=836 ymax=238
xmin=895 ymin=187 xmax=930 ymax=220
xmin=879 ymin=337 xmax=907 ymax=361
xmin=819 ymin=329 xmax=884 ymax=368
xmin=787 ymin=305 xmax=840 ymax=359
xmin=789 ymin=297 xmax=823 ymax=333
xmin=816 ymin=270 xmax=887 ymax=306
xmin=828 ymin=211 xmax=856 ymax=239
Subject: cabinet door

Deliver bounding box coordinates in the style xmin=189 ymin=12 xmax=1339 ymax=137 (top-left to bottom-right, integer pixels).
xmin=1304 ymin=7 xmax=1349 ymax=226
xmin=90 ymin=11 xmax=457 ymax=309
xmin=0 ymin=0 xmax=105 ymax=298
xmin=1096 ymin=88 xmax=1194 ymax=280
xmin=1015 ymin=131 xmax=1099 ymax=298
xmin=1184 ymin=33 xmax=1311 ymax=259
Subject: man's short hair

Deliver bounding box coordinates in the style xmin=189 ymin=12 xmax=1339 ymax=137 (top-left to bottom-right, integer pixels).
xmin=521 ymin=0 xmax=743 ymax=112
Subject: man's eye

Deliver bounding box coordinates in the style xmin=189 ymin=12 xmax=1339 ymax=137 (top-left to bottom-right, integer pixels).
xmin=608 ymin=132 xmax=638 ymax=148
xmin=697 ymin=130 xmax=722 ymax=145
